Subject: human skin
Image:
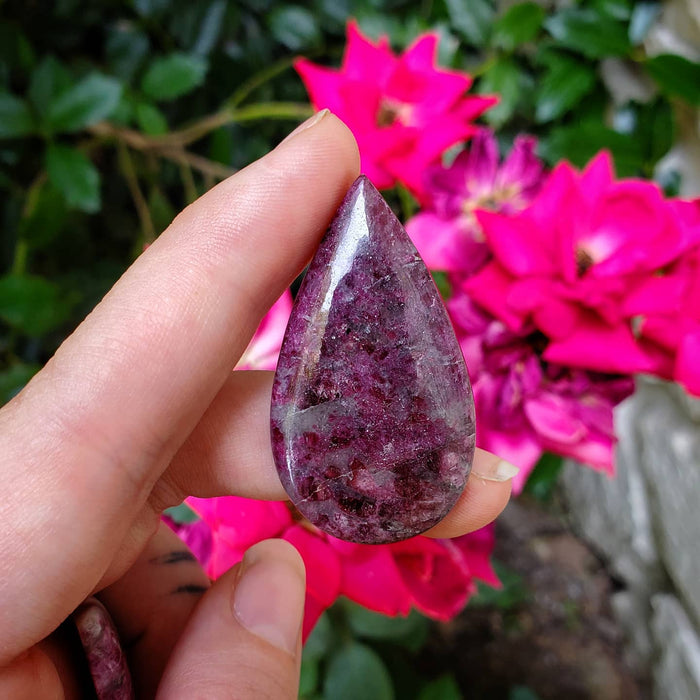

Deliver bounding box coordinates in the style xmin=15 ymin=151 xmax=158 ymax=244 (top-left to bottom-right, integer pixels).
xmin=0 ymin=112 xmax=514 ymax=698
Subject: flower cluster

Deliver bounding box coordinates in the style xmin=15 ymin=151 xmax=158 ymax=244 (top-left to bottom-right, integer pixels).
xmin=407 ymin=140 xmax=699 ymax=486
xmin=168 ymin=288 xmax=498 ymax=639
xmin=171 ymin=497 xmax=498 ymax=641
xmin=295 ymin=22 xmax=496 ymax=197
xmin=165 ymin=21 xmax=700 ymax=640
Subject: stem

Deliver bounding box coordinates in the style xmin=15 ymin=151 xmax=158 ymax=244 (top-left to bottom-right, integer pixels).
xmin=90 ymin=124 xmax=236 ymax=181
xmin=226 ymin=57 xmax=299 ymax=108
xmin=156 ymin=102 xmax=313 ymax=148
xmin=11 ymin=240 xmax=29 ymax=276
xmin=88 ymin=101 xmax=313 ymax=155
xmin=12 ymin=172 xmax=48 ymax=275
xmin=178 ymin=160 xmax=198 ymax=204
xmin=471 ymin=54 xmax=497 ymax=78
xmin=117 ymin=142 xmax=156 ymax=245
xmin=160 ymin=148 xmax=236 ymax=180
xmin=229 ymin=101 xmax=313 ymax=124
xmin=153 ymin=111 xmax=232 ymax=148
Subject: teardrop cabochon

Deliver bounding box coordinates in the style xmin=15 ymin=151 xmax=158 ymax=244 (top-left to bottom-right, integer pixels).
xmin=271 ymin=175 xmax=475 ymax=544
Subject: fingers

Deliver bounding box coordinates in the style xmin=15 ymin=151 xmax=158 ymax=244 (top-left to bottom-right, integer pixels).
xmin=163 ymin=370 xmax=285 ymax=502
xmin=423 ymin=449 xmax=514 ymax=538
xmin=0 ymin=647 xmax=63 ymax=700
xmin=98 ymin=522 xmax=210 ymax=698
xmin=0 ymin=619 xmax=101 ymax=700
xmin=157 ymin=539 xmax=305 ymax=700
xmin=167 ymin=369 xmax=511 ymax=532
xmin=0 ymin=115 xmax=359 ymax=663
xmin=163 ymin=369 xmax=511 ymax=537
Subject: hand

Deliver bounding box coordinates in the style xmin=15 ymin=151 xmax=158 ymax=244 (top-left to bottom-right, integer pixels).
xmin=0 ymin=113 xmax=514 ymax=698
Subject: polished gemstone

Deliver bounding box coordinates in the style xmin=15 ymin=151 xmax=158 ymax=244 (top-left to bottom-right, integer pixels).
xmin=271 ymin=175 xmax=475 ymax=544
xmin=73 ymin=598 xmax=134 ymax=700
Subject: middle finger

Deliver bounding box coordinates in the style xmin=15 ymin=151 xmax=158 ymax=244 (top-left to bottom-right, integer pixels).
xmin=161 ymin=370 xmax=513 ymax=537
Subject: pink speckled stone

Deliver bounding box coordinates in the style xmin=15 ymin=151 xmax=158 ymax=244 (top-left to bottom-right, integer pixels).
xmin=73 ymin=598 xmax=134 ymax=700
xmin=271 ymin=175 xmax=475 ymax=544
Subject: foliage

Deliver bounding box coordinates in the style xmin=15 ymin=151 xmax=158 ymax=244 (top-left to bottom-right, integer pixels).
xmin=1 ymin=0 xmax=698 ymax=696
xmin=1 ymin=0 xmax=696 ymax=404
xmin=300 ymin=602 xmax=440 ymax=700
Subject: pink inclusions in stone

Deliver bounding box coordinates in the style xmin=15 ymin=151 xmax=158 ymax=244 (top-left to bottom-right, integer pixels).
xmin=271 ymin=175 xmax=475 ymax=544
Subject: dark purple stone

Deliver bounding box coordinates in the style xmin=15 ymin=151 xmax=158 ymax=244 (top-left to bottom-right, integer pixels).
xmin=73 ymin=598 xmax=134 ymax=700
xmin=271 ymin=175 xmax=475 ymax=544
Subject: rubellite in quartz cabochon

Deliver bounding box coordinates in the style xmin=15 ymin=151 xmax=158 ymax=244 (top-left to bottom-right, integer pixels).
xmin=270 ymin=175 xmax=475 ymax=544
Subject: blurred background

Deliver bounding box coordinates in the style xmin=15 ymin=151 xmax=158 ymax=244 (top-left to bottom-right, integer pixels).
xmin=1 ymin=0 xmax=700 ymax=698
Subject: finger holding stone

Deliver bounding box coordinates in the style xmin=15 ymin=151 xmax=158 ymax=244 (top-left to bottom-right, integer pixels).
xmin=0 ymin=113 xmax=359 ymax=665
xmin=161 ymin=371 xmax=513 ymax=540
xmin=160 ymin=370 xmax=285 ymax=504
xmin=422 ymin=449 xmax=515 ymax=539
xmin=156 ymin=539 xmax=304 ymax=700
xmin=98 ymin=522 xmax=210 ymax=698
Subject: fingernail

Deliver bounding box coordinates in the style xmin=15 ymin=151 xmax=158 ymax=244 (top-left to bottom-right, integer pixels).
xmin=232 ymin=541 xmax=305 ymax=656
xmin=281 ymin=108 xmax=330 ymax=144
xmin=472 ymin=458 xmax=520 ymax=482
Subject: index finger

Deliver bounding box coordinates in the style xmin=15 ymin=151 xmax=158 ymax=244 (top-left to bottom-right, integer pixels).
xmin=0 ymin=113 xmax=359 ymax=663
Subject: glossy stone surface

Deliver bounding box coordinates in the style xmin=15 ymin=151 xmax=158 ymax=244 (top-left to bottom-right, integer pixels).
xmin=271 ymin=175 xmax=475 ymax=544
xmin=73 ymin=598 xmax=134 ymax=700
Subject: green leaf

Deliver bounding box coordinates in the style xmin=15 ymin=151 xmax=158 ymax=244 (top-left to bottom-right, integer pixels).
xmin=535 ymin=54 xmax=596 ymax=122
xmin=445 ymin=0 xmax=495 ymax=47
xmin=635 ymin=98 xmax=675 ymax=167
xmin=0 ymin=274 xmax=72 ymax=336
xmin=208 ymin=125 xmax=234 ymax=165
xmin=303 ymin=611 xmax=334 ymax=661
xmin=192 ymin=0 xmax=227 ymax=56
xmin=0 ymin=362 xmax=40 ymax=404
xmin=0 ymin=23 xmax=35 ymax=74
xmin=509 ymin=686 xmax=542 ymax=700
xmin=18 ymin=181 xmax=68 ymax=248
xmin=540 ymin=121 xmax=643 ymax=176
xmin=28 ymin=56 xmax=73 ymax=117
xmin=478 ymin=56 xmax=522 ymax=127
xmin=645 ymin=54 xmax=700 ymax=106
xmin=110 ymin=93 xmax=134 ymax=126
xmin=471 ymin=561 xmax=529 ymax=610
xmin=299 ymin=656 xmax=319 ymax=697
xmin=523 ymin=453 xmax=564 ymax=501
xmin=493 ymin=2 xmax=545 ymax=51
xmin=593 ymin=0 xmax=633 ymax=21
xmin=0 ymin=94 xmax=35 ymax=138
xmin=141 ymin=53 xmax=207 ymax=101
xmin=163 ymin=502 xmax=199 ymax=524
xmin=544 ymin=8 xmax=630 ymax=58
xmin=418 ymin=675 xmax=463 ymax=700
xmin=656 ymin=168 xmax=681 ymax=197
xmin=106 ymin=25 xmax=150 ymax=81
xmin=47 ymin=73 xmax=122 ymax=133
xmin=46 ymin=144 xmax=100 ymax=213
xmin=323 ymin=643 xmax=394 ymax=700
xmin=268 ymin=6 xmax=321 ymax=51
xmin=432 ymin=270 xmax=452 ymax=300
xmin=343 ymin=601 xmax=429 ymax=650
xmin=629 ymin=1 xmax=661 ymax=44
xmin=135 ymin=101 xmax=168 ymax=135
xmin=133 ymin=0 xmax=170 ymax=17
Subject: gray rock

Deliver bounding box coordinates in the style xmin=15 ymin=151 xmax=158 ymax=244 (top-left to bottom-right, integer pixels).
xmin=561 ymin=392 xmax=662 ymax=591
xmin=651 ymin=594 xmax=700 ymax=700
xmin=635 ymin=382 xmax=700 ymax=627
xmin=611 ymin=591 xmax=654 ymax=669
xmin=562 ymin=379 xmax=700 ymax=698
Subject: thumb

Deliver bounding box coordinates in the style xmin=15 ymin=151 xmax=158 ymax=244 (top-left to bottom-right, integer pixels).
xmin=156 ymin=539 xmax=305 ymax=699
